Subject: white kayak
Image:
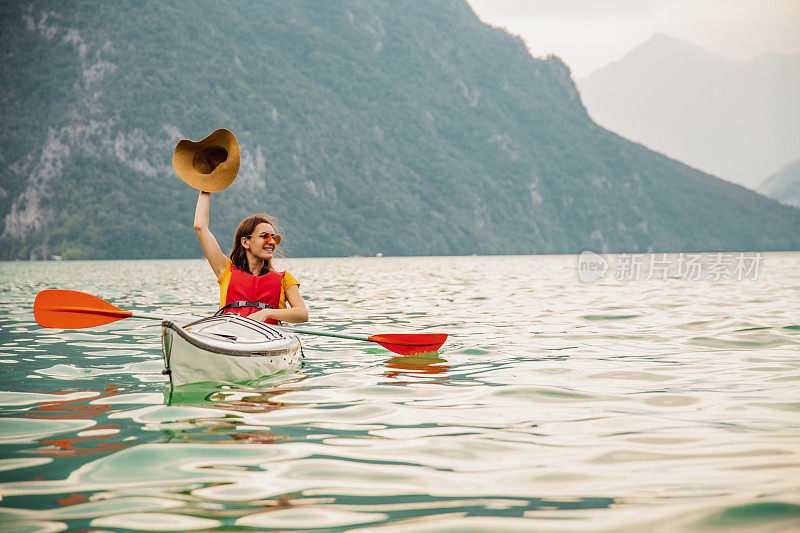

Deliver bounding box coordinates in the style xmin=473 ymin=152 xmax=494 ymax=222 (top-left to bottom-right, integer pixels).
xmin=161 ymin=314 xmax=302 ymax=386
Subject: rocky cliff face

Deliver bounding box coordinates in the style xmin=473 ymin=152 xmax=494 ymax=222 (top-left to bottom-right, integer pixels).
xmin=1 ymin=1 xmax=799 ymax=260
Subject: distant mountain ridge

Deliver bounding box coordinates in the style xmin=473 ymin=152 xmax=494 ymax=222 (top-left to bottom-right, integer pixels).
xmin=759 ymin=160 xmax=800 ymax=208
xmin=579 ymin=34 xmax=800 ymax=188
xmin=1 ymin=2 xmax=799 ymax=260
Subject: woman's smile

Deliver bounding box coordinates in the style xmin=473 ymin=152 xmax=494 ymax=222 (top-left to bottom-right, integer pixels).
xmin=247 ymin=223 xmax=278 ymax=261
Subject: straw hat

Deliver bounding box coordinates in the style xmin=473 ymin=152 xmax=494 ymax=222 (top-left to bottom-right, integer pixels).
xmin=172 ymin=129 xmax=240 ymax=192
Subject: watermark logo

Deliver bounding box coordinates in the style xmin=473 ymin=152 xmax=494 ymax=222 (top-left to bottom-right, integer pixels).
xmin=577 ymin=251 xmax=609 ymax=282
xmin=577 ymin=252 xmax=762 ymax=283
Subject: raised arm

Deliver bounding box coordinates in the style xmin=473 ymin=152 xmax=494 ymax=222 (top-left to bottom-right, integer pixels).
xmin=194 ymin=191 xmax=229 ymax=278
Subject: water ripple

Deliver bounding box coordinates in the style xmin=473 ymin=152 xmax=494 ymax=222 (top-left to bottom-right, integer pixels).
xmin=1 ymin=254 xmax=798 ymax=531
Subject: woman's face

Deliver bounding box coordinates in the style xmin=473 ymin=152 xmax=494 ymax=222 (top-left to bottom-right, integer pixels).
xmin=242 ymin=222 xmax=278 ymax=262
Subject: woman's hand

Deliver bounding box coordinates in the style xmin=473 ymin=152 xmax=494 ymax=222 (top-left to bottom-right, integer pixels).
xmin=246 ymin=288 xmax=309 ymax=324
xmin=247 ymin=308 xmax=274 ymax=323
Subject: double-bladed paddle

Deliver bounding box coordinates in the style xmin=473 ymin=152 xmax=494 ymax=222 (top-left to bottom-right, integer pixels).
xmin=33 ymin=289 xmax=447 ymax=356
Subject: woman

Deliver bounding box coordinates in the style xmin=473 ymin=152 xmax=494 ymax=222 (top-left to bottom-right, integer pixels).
xmin=193 ymin=191 xmax=308 ymax=325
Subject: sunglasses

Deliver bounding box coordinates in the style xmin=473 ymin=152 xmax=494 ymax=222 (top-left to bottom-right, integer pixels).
xmin=248 ymin=232 xmax=281 ymax=245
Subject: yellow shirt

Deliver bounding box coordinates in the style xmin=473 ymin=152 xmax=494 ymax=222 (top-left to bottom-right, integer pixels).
xmin=217 ymin=261 xmax=299 ymax=310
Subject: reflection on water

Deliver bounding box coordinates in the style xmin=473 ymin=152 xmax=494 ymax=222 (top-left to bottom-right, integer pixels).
xmin=1 ymin=254 xmax=799 ymax=531
xmin=382 ymin=355 xmax=450 ymax=385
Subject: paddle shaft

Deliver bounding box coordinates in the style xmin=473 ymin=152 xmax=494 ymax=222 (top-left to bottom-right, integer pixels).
xmin=88 ymin=311 xmax=415 ymax=346
xmin=84 ymin=312 xmax=372 ymax=343
xmin=41 ymin=305 xmax=191 ymax=323
xmin=34 ymin=289 xmax=446 ymax=355
xmin=275 ymin=325 xmax=369 ymax=343
xmin=130 ymin=313 xmax=374 ymax=343
xmin=42 ymin=306 xmax=413 ymax=345
xmin=133 ymin=311 xmax=196 ymax=322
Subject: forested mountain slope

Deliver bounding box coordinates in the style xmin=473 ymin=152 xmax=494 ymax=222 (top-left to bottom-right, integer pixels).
xmin=2 ymin=0 xmax=799 ymax=260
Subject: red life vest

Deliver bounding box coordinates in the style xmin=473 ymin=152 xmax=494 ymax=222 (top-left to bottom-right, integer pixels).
xmin=222 ymin=266 xmax=283 ymax=324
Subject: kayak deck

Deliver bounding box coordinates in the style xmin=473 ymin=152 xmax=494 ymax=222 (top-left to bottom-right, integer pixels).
xmin=162 ymin=314 xmax=302 ymax=386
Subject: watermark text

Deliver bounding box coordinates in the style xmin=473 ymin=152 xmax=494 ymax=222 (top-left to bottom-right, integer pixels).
xmin=578 ymin=252 xmax=762 ymax=283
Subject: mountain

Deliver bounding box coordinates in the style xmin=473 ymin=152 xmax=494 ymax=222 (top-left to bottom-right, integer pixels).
xmin=759 ymin=160 xmax=800 ymax=208
xmin=1 ymin=1 xmax=799 ymax=260
xmin=578 ymin=34 xmax=800 ymax=188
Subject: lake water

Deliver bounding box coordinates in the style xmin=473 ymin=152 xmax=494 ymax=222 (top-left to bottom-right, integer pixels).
xmin=1 ymin=254 xmax=798 ymax=532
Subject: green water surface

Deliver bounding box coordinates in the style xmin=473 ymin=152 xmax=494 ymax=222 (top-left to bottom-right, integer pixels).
xmin=1 ymin=255 xmax=798 ymax=531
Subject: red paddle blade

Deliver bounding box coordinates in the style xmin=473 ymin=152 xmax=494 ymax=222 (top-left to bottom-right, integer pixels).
xmin=34 ymin=290 xmax=132 ymax=329
xmin=367 ymin=333 xmax=448 ymax=356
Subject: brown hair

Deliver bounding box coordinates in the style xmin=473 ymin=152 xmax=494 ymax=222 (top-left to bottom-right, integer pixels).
xmin=229 ymin=214 xmax=281 ymax=276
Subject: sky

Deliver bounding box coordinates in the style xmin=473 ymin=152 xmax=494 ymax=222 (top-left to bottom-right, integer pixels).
xmin=465 ymin=0 xmax=800 ymax=79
